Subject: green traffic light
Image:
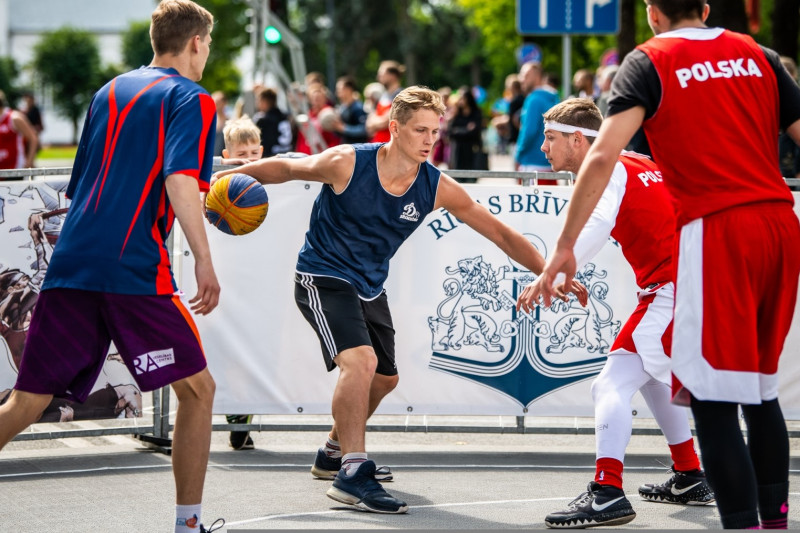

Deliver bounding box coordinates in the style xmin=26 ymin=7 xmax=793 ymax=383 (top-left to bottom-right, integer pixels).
xmin=264 ymin=26 xmax=282 ymax=44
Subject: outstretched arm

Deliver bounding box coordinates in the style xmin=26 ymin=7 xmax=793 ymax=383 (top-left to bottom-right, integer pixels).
xmin=435 ymin=173 xmax=587 ymax=305
xmin=211 ymin=144 xmax=355 ymax=192
xmin=166 ymin=173 xmax=219 ymax=315
xmin=435 ymin=172 xmax=546 ymax=273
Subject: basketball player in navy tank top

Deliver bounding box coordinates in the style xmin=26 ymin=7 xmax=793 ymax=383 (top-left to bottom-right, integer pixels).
xmin=530 ymin=1 xmax=800 ymax=529
xmin=214 ymin=86 xmax=588 ymax=514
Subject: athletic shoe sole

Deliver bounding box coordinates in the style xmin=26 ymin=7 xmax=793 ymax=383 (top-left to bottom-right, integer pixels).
xmin=639 ymin=492 xmax=715 ymax=505
xmin=312 ymin=465 xmax=393 ymax=482
xmin=326 ymin=485 xmax=408 ymax=514
xmin=545 ymin=509 xmax=636 ymax=529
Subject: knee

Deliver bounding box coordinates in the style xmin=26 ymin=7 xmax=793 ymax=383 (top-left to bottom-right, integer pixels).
xmin=373 ymin=373 xmax=399 ymax=395
xmin=337 ymin=348 xmax=379 ymax=379
xmin=173 ymin=369 xmax=216 ymax=406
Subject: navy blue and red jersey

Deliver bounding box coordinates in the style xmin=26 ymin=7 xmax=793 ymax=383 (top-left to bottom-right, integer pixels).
xmin=43 ymin=66 xmax=216 ymax=295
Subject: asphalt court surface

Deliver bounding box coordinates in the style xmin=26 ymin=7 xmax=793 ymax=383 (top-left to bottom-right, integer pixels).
xmin=1 ymin=422 xmax=800 ymax=532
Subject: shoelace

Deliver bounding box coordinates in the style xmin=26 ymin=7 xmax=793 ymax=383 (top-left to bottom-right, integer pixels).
xmin=568 ymin=488 xmax=595 ymax=508
xmin=200 ymin=518 xmax=225 ymax=533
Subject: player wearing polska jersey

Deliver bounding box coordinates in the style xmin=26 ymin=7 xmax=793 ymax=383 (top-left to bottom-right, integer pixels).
xmin=530 ymin=1 xmax=800 ymax=529
xmin=518 ymin=99 xmax=712 ymax=529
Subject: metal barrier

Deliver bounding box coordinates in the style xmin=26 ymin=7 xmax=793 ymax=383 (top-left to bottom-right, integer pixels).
xmin=5 ymin=166 xmax=800 ymax=448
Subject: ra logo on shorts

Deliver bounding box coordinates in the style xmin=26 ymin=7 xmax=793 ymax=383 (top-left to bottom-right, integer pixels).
xmin=426 ymin=244 xmax=621 ymax=407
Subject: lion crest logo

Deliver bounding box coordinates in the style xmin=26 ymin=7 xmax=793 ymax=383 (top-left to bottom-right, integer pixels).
xmin=427 ymin=246 xmax=621 ymax=407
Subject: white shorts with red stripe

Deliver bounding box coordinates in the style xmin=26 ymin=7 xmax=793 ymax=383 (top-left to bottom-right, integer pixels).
xmin=671 ymin=202 xmax=800 ymax=406
xmin=609 ymin=282 xmax=673 ymax=385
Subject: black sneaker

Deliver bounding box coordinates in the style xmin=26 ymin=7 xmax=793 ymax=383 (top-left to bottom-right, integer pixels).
xmin=545 ymin=481 xmax=636 ymax=529
xmin=311 ymin=448 xmax=393 ymax=481
xmin=326 ymin=460 xmax=408 ymax=514
xmin=200 ymin=518 xmax=225 ymax=532
xmin=638 ymin=467 xmax=715 ymax=505
xmin=227 ymin=415 xmax=254 ymax=450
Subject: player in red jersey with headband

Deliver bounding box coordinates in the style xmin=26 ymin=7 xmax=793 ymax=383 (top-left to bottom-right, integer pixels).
xmin=527 ymin=1 xmax=800 ymax=529
xmin=519 ymin=98 xmax=712 ymax=528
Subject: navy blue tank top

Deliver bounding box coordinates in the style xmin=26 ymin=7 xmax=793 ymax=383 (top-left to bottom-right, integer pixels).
xmin=296 ymin=143 xmax=441 ymax=299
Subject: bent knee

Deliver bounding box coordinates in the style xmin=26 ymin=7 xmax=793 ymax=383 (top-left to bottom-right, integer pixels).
xmin=172 ymin=369 xmax=216 ymax=403
xmin=336 ymin=347 xmax=379 ymax=376
xmin=374 ymin=373 xmax=399 ymax=394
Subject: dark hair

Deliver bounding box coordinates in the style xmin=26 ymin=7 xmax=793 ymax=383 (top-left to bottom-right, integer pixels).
xmin=336 ymin=75 xmax=359 ymax=92
xmin=458 ymin=86 xmax=478 ymax=112
xmin=258 ymin=87 xmax=278 ymax=106
xmin=647 ymin=0 xmax=706 ymax=21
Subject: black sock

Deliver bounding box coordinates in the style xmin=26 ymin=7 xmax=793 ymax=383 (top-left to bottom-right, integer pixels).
xmin=758 ymin=482 xmax=789 ymax=529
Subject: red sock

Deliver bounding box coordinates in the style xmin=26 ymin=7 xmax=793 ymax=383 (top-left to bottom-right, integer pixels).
xmin=669 ymin=438 xmax=701 ymax=472
xmin=595 ymin=457 xmax=623 ymax=489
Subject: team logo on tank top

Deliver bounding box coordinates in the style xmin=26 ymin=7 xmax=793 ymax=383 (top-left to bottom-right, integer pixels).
xmin=399 ymin=202 xmax=420 ymax=222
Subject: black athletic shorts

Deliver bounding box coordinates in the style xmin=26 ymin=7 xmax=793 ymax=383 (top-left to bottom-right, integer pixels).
xmin=294 ymin=273 xmax=397 ymax=376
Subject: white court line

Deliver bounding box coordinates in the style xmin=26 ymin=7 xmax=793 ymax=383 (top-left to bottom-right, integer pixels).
xmin=3 ymin=461 xmax=800 ymax=480
xmin=224 ymin=497 xmax=587 ymax=527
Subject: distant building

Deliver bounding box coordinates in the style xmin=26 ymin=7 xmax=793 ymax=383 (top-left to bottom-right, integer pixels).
xmin=0 ymin=0 xmax=154 ymax=144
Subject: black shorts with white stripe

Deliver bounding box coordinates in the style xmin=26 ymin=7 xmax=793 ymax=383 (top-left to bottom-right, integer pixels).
xmin=294 ymin=273 xmax=397 ymax=376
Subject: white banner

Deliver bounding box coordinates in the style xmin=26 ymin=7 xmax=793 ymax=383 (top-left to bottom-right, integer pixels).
xmin=181 ymin=182 xmax=800 ymax=418
xmin=0 ymin=179 xmax=143 ymax=422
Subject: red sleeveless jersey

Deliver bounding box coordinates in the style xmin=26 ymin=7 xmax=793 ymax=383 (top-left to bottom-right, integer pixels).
xmin=637 ymin=29 xmax=792 ymax=226
xmin=612 ymin=152 xmax=676 ymax=288
xmin=0 ymin=109 xmax=24 ymax=169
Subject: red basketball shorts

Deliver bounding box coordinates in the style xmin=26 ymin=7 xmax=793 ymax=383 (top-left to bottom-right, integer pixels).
xmin=671 ymin=202 xmax=800 ymax=406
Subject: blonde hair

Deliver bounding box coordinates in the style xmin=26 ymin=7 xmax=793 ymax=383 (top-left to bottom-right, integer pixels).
xmin=390 ymin=86 xmax=446 ymax=125
xmin=150 ymin=0 xmax=213 ymax=56
xmin=223 ymin=115 xmax=261 ymax=149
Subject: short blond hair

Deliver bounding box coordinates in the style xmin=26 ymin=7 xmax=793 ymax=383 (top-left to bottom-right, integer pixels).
xmin=150 ymin=0 xmax=213 ymax=56
xmin=390 ymin=86 xmax=446 ymax=125
xmin=223 ymin=115 xmax=261 ymax=149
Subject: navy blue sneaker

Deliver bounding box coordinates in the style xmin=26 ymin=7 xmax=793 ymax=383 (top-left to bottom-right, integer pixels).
xmin=545 ymin=481 xmax=636 ymax=528
xmin=326 ymin=460 xmax=408 ymax=514
xmin=311 ymin=448 xmax=393 ymax=481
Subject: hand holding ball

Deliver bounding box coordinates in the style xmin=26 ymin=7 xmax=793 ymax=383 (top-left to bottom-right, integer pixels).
xmin=205 ymin=174 xmax=269 ymax=235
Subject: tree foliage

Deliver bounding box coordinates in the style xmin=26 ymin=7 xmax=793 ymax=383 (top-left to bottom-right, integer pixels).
xmin=0 ymin=56 xmax=22 ymax=107
xmin=32 ymin=28 xmax=101 ymax=144
xmin=121 ymin=20 xmax=154 ymax=71
xmin=194 ymin=0 xmax=250 ymax=96
xmin=121 ymin=0 xmax=249 ymax=97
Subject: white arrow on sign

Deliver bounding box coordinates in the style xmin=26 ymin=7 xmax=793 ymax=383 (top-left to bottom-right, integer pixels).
xmin=539 ymin=0 xmax=548 ymax=28
xmin=586 ymin=0 xmax=612 ymax=28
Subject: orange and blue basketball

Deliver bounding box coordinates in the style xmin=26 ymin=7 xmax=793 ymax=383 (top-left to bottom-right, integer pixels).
xmin=205 ymin=174 xmax=269 ymax=235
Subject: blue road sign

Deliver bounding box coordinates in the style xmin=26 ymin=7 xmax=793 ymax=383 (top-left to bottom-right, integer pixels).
xmin=517 ymin=0 xmax=620 ymax=35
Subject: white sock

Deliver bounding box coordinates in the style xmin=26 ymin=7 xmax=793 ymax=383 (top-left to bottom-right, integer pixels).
xmin=323 ymin=436 xmax=341 ymax=458
xmin=341 ymin=453 xmax=368 ymax=476
xmin=175 ymin=503 xmax=202 ymax=532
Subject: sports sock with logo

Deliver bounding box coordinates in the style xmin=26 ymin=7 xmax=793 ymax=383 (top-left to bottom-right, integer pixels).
xmin=758 ymin=482 xmax=789 ymax=529
xmin=175 ymin=503 xmax=202 ymax=533
xmin=341 ymin=453 xmax=368 ymax=476
xmin=668 ymin=438 xmax=701 ymax=473
xmin=595 ymin=457 xmax=623 ymax=489
xmin=323 ymin=436 xmax=341 ymax=458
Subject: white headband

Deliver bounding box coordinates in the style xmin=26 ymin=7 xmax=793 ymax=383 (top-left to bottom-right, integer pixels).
xmin=544 ymin=121 xmax=599 ymax=138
